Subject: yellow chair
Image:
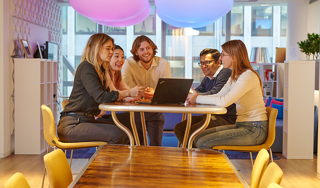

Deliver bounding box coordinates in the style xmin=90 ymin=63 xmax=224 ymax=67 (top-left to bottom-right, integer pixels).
xmin=44 ymin=149 xmax=73 ymax=188
xmin=61 ymin=99 xmax=69 ymax=110
xmin=4 ymin=172 xmax=30 ymax=188
xmin=258 ymin=162 xmax=283 ymax=188
xmin=212 ymin=107 xmax=278 ymax=167
xmin=267 ymin=183 xmax=282 ymax=188
xmin=41 ymin=104 xmax=107 ymax=187
xmin=250 ymin=148 xmax=270 ymax=188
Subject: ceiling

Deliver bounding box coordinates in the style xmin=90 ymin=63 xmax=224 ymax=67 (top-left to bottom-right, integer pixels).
xmin=56 ymin=0 xmax=315 ymax=6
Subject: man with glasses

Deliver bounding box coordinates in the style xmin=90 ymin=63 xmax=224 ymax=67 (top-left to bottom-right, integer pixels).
xmin=174 ymin=48 xmax=237 ymax=145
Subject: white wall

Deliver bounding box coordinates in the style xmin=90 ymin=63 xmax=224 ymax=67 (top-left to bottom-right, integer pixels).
xmin=0 ymin=0 xmax=62 ymax=158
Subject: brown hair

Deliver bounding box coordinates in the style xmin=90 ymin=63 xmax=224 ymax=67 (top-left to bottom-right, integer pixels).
xmin=80 ymin=33 xmax=114 ymax=84
xmin=221 ymin=40 xmax=263 ymax=95
xmin=108 ymin=45 xmax=123 ymax=89
xmin=130 ymin=35 xmax=158 ymax=62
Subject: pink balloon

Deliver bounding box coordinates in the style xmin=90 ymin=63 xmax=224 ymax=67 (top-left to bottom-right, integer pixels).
xmin=70 ymin=0 xmax=149 ymax=21
xmin=92 ymin=3 xmax=151 ymax=27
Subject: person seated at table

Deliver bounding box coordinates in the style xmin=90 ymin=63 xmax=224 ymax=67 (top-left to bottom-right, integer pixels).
xmin=58 ymin=33 xmax=145 ymax=144
xmin=174 ymin=49 xmax=237 ymax=145
xmin=122 ymin=35 xmax=172 ymax=146
xmin=95 ymin=45 xmax=143 ymax=119
xmin=187 ymin=40 xmax=268 ymax=149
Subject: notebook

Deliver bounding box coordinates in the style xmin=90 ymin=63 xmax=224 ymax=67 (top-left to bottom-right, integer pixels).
xmin=137 ymin=78 xmax=194 ymax=105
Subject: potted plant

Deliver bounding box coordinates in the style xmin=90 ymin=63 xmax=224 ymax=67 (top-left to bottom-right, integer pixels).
xmin=297 ymin=33 xmax=320 ymax=60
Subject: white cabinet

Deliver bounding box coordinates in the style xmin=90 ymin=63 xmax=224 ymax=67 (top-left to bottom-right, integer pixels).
xmin=251 ymin=63 xmax=279 ymax=98
xmin=15 ymin=59 xmax=58 ymax=154
xmin=283 ymin=61 xmax=315 ymax=159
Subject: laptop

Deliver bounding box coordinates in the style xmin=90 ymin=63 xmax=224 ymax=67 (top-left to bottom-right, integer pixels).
xmin=137 ymin=78 xmax=194 ymax=105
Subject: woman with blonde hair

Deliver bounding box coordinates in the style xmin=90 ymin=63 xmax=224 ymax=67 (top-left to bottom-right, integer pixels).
xmin=187 ymin=40 xmax=268 ymax=149
xmin=58 ymin=33 xmax=144 ymax=144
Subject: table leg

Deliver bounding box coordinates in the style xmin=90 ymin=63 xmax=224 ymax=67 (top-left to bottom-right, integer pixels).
xmin=111 ymin=111 xmax=135 ymax=147
xmin=140 ymin=112 xmax=148 ymax=146
xmin=181 ymin=113 xmax=192 ymax=148
xmin=130 ymin=111 xmax=141 ymax=146
xmin=187 ymin=114 xmax=211 ymax=151
xmin=177 ymin=113 xmax=187 ymax=147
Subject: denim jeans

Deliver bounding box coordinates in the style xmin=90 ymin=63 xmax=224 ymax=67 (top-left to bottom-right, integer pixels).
xmin=194 ymin=120 xmax=268 ymax=149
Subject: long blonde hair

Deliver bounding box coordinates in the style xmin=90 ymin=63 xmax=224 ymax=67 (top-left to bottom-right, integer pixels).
xmin=80 ymin=33 xmax=114 ymax=84
xmin=221 ymin=40 xmax=263 ymax=95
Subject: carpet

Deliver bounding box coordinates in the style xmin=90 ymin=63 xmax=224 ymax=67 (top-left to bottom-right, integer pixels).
xmin=64 ymin=133 xmax=279 ymax=160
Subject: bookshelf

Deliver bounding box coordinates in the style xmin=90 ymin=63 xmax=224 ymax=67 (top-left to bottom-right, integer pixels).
xmin=14 ymin=59 xmax=58 ymax=154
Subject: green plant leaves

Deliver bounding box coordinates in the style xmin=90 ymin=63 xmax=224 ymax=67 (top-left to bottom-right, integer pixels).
xmin=297 ymin=33 xmax=320 ymax=60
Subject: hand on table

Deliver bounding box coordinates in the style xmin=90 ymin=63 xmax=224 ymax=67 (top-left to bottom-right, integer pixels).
xmin=130 ymin=85 xmax=146 ymax=98
xmin=122 ymin=97 xmax=142 ymax=103
xmin=186 ymin=86 xmax=198 ymax=104
xmin=143 ymin=87 xmax=154 ymax=99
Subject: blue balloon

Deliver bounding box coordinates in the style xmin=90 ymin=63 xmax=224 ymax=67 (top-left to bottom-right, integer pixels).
xmin=157 ymin=10 xmax=215 ymax=28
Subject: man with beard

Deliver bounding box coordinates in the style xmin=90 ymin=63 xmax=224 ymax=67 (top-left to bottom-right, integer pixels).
xmin=174 ymin=48 xmax=237 ymax=145
xmin=122 ymin=35 xmax=171 ymax=146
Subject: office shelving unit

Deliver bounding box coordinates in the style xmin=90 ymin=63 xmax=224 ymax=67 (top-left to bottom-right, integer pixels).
xmin=14 ymin=58 xmax=58 ymax=154
xmin=283 ymin=61 xmax=314 ymax=159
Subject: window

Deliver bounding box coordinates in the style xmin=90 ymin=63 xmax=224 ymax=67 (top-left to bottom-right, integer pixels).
xmin=62 ymin=6 xmax=67 ymax=34
xmin=134 ymin=2 xmax=156 ymax=35
xmin=75 ymin=12 xmax=97 ymax=34
xmin=222 ymin=6 xmax=244 ymax=36
xmin=104 ymin=26 xmax=126 ymax=35
xmin=280 ymin=6 xmax=287 ymax=37
xmin=251 ymin=6 xmax=273 ymax=36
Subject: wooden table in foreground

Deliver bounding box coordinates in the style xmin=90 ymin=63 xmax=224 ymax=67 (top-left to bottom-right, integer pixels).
xmin=69 ymin=145 xmax=245 ymax=188
xmin=99 ymin=102 xmax=227 ymax=150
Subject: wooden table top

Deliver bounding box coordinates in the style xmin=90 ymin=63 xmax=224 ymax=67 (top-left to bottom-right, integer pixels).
xmin=70 ymin=145 xmax=245 ymax=188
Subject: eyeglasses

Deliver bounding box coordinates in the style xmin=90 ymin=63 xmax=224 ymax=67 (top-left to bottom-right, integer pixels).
xmin=220 ymin=53 xmax=229 ymax=57
xmin=198 ymin=60 xmax=215 ymax=67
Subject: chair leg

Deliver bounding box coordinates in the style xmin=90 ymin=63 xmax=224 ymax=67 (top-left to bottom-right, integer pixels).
xmin=177 ymin=141 xmax=181 ymax=147
xmin=269 ymin=148 xmax=273 ymax=162
xmin=249 ymin=152 xmax=254 ymax=168
xmin=96 ymin=147 xmax=98 ymax=150
xmin=69 ymin=150 xmax=74 ymax=167
xmin=41 ymin=144 xmax=50 ymax=188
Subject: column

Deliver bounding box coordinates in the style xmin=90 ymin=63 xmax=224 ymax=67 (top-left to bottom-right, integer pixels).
xmin=0 ymin=0 xmax=12 ymax=158
xmin=244 ymin=6 xmax=252 ymax=56
xmin=286 ymin=1 xmax=309 ymax=61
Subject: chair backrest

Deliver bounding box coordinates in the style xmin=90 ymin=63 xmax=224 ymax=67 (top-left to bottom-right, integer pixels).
xmin=43 ymin=149 xmax=73 ymax=188
xmin=267 ymin=183 xmax=282 ymax=188
xmin=4 ymin=172 xmax=30 ymax=188
xmin=258 ymin=162 xmax=283 ymax=188
xmin=264 ymin=107 xmax=278 ymax=149
xmin=62 ymin=99 xmax=69 ymax=110
xmin=250 ymin=148 xmax=270 ymax=188
xmin=41 ymin=104 xmax=59 ymax=147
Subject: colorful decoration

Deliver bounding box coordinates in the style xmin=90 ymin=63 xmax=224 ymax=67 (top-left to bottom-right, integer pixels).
xmin=155 ymin=0 xmax=233 ymax=28
xmin=70 ymin=0 xmax=150 ymax=27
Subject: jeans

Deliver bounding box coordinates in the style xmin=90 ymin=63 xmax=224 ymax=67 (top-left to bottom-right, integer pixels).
xmin=174 ymin=114 xmax=235 ymax=144
xmin=194 ymin=120 xmax=268 ymax=149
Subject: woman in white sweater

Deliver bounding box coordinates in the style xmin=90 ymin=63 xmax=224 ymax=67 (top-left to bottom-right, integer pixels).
xmin=187 ymin=40 xmax=268 ymax=149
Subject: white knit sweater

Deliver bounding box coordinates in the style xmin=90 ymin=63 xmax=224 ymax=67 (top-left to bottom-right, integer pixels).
xmin=196 ymin=70 xmax=267 ymax=122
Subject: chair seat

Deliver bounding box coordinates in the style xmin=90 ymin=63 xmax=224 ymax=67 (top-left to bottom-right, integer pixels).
xmin=212 ymin=143 xmax=271 ymax=152
xmin=55 ymin=141 xmax=108 ymax=150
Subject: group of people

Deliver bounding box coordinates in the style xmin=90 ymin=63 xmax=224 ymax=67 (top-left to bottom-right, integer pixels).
xmin=58 ymin=33 xmax=268 ymax=150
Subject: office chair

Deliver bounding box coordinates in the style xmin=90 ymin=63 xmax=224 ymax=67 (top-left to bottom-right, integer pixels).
xmin=4 ymin=172 xmax=30 ymax=188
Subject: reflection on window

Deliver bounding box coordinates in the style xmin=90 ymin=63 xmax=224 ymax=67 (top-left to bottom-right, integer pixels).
xmin=75 ymin=12 xmax=97 ymax=34
xmin=194 ymin=23 xmax=215 ymax=36
xmin=280 ymin=6 xmax=287 ymax=37
xmin=62 ymin=7 xmax=67 ymax=34
xmin=167 ymin=57 xmax=185 ymax=78
xmin=222 ymin=6 xmax=243 ymax=36
xmin=192 ymin=57 xmax=204 ymax=83
xmin=104 ymin=26 xmax=126 ymax=35
xmin=251 ymin=6 xmax=273 ymax=36
xmin=134 ymin=3 xmax=156 ymax=35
